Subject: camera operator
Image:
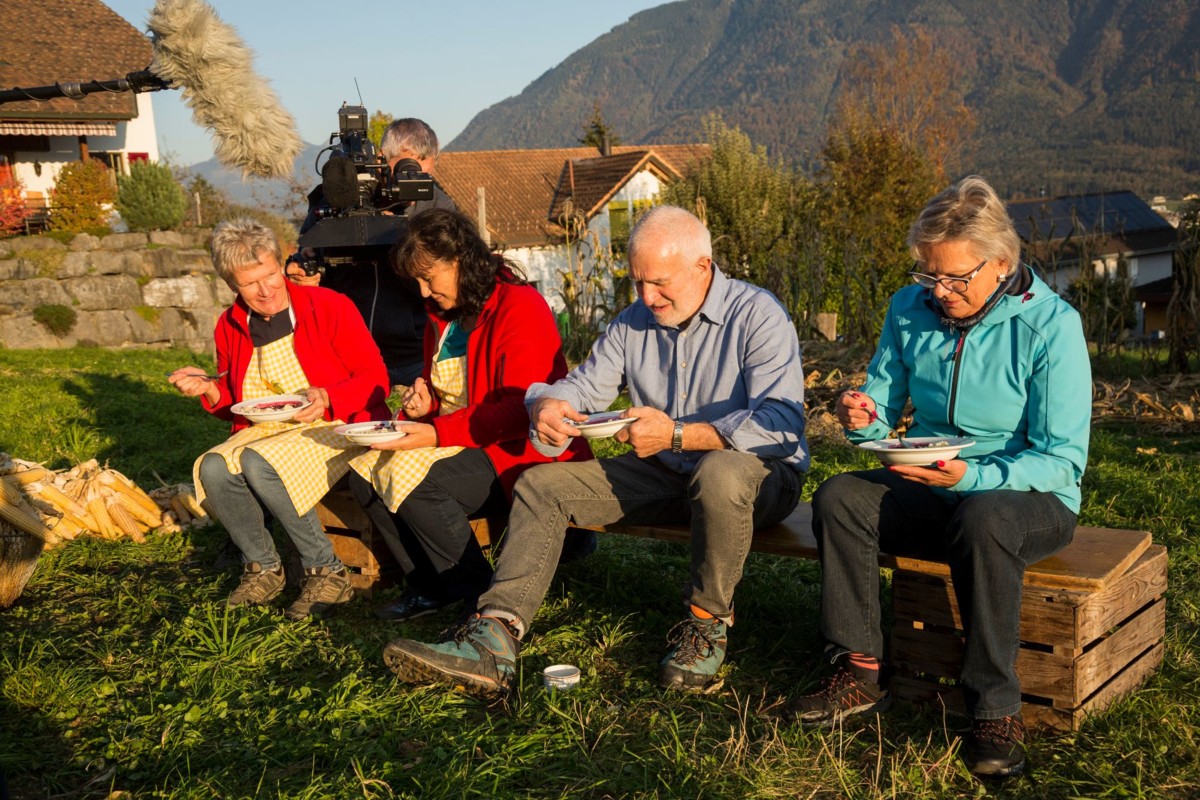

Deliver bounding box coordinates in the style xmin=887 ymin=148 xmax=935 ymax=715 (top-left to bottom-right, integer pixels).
xmin=287 ymin=118 xmax=457 ymax=389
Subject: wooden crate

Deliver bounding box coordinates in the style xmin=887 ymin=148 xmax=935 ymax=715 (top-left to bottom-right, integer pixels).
xmin=308 ymin=488 xmax=499 ymax=595
xmin=890 ymin=543 xmax=1168 ymax=731
xmin=309 ymin=489 xmax=399 ymax=596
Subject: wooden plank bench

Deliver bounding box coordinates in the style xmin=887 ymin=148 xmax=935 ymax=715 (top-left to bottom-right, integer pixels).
xmin=312 ymin=490 xmax=1166 ymax=730
xmin=595 ymin=504 xmax=1167 ymax=732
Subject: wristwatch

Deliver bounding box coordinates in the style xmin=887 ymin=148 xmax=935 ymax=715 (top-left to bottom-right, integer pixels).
xmin=671 ymin=420 xmax=685 ymax=454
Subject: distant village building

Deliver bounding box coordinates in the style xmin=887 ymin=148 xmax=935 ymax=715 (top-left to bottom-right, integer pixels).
xmin=436 ymin=144 xmax=709 ymax=310
xmin=1008 ymin=191 xmax=1180 ymax=335
xmin=0 ymin=0 xmax=159 ymax=226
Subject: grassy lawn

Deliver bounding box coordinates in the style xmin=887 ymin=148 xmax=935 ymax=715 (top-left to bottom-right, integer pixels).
xmin=0 ymin=347 xmax=1197 ymax=799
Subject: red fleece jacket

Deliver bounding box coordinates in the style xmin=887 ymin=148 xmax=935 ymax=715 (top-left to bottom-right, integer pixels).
xmin=202 ymin=281 xmax=390 ymax=433
xmin=415 ymin=279 xmax=592 ymax=496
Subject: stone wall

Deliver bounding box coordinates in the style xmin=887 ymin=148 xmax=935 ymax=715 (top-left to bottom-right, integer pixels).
xmin=0 ymin=230 xmax=233 ymax=353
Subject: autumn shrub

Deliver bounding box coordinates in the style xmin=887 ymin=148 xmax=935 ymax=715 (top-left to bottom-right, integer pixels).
xmin=50 ymin=159 xmax=115 ymax=234
xmin=0 ymin=164 xmax=32 ymax=236
xmin=116 ymin=161 xmax=187 ymax=231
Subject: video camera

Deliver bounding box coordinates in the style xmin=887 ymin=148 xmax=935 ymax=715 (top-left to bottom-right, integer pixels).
xmin=293 ymin=104 xmax=436 ymax=276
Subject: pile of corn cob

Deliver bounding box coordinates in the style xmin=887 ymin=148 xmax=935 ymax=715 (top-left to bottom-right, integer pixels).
xmin=0 ymin=454 xmax=208 ymax=547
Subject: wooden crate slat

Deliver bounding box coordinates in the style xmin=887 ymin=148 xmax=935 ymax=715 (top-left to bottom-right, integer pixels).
xmin=1075 ymin=546 xmax=1168 ymax=642
xmin=893 ymin=639 xmax=1165 ymax=732
xmin=893 ymin=570 xmax=1085 ymax=643
xmin=1068 ymin=598 xmax=1166 ymax=705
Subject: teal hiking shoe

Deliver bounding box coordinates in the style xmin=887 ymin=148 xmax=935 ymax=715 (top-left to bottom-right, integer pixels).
xmin=383 ymin=613 xmax=519 ymax=696
xmin=657 ymin=610 xmax=727 ymax=691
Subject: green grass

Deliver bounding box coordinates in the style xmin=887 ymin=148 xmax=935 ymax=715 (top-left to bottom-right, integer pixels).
xmin=1 ymin=348 xmax=1198 ymax=798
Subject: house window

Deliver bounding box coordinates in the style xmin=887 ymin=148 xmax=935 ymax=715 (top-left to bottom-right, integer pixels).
xmin=90 ymin=150 xmax=126 ymax=175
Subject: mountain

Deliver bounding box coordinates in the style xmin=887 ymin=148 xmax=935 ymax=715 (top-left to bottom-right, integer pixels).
xmin=447 ymin=0 xmax=1200 ymax=197
xmin=184 ymin=142 xmax=324 ymax=218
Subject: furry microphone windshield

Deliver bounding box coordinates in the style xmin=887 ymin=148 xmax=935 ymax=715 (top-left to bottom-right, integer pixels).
xmin=147 ymin=0 xmax=302 ymax=180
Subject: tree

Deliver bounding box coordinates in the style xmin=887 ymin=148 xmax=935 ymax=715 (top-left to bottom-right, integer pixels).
xmin=369 ymin=110 xmax=394 ymax=151
xmin=578 ymin=103 xmax=621 ymax=151
xmin=117 ymin=161 xmax=187 ymax=231
xmin=815 ymin=124 xmax=940 ymax=344
xmin=835 ymin=25 xmax=976 ymax=182
xmin=50 ymin=159 xmax=116 ymax=234
xmin=0 ymin=161 xmax=32 ymax=236
xmin=1168 ymin=196 xmax=1200 ymax=372
xmin=661 ymin=115 xmax=799 ymax=286
xmin=182 ymin=174 xmax=230 ymax=227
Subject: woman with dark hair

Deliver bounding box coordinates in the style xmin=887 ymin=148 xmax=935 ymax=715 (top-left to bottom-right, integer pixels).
xmin=347 ymin=208 xmax=592 ymax=620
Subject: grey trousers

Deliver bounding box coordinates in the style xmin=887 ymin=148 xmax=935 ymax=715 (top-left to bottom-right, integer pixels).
xmin=479 ymin=450 xmax=803 ymax=630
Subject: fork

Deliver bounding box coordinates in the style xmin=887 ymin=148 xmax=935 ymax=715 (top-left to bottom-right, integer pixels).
xmin=890 ymin=428 xmax=912 ymax=448
xmin=167 ymin=370 xmax=228 ymax=381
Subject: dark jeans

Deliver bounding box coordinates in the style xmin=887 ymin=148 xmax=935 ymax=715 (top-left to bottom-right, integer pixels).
xmin=812 ymin=469 xmax=1076 ymax=719
xmin=480 ymin=450 xmax=804 ymax=629
xmin=349 ymin=448 xmax=502 ymax=603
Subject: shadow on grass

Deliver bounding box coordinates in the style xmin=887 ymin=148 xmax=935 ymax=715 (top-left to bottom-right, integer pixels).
xmin=60 ymin=372 xmax=226 ymax=485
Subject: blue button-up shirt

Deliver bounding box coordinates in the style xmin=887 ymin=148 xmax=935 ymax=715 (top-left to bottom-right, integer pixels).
xmin=530 ymin=265 xmax=809 ymax=473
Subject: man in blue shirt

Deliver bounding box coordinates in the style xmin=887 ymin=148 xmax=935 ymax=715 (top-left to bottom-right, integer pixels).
xmin=381 ymin=205 xmax=809 ymax=695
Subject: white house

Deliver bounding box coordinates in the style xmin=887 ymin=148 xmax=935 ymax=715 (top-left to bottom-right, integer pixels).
xmin=436 ymin=144 xmax=710 ymax=310
xmin=1009 ymin=191 xmax=1180 ymax=334
xmin=0 ymin=0 xmax=160 ymax=216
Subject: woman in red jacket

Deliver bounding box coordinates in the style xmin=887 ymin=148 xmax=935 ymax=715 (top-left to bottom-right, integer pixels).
xmin=170 ymin=218 xmax=389 ymax=621
xmin=347 ymin=208 xmax=592 ymax=621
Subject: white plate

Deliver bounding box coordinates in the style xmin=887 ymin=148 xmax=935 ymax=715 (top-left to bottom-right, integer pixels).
xmin=231 ymin=394 xmax=311 ymax=423
xmin=569 ymin=412 xmax=636 ymax=440
xmin=334 ymin=420 xmax=411 ymax=445
xmin=858 ymin=436 xmax=975 ymax=466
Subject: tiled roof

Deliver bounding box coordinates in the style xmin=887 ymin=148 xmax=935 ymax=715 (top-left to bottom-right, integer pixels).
xmin=436 ymin=144 xmax=710 ymax=248
xmin=1009 ymin=191 xmax=1180 ymax=257
xmin=548 ymin=151 xmax=682 ymax=223
xmin=0 ymin=0 xmax=152 ymax=121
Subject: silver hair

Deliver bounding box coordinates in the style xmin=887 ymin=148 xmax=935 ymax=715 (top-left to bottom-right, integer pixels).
xmin=380 ymin=118 xmax=440 ymax=164
xmin=908 ymin=175 xmax=1021 ymax=276
xmin=210 ymin=218 xmax=283 ymax=284
xmin=628 ymin=205 xmax=713 ymax=265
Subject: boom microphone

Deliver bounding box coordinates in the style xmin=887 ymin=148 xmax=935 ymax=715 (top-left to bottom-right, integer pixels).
xmin=147 ymin=0 xmax=302 ymax=179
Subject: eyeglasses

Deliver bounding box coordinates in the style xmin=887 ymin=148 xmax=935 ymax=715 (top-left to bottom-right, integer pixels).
xmin=907 ymin=259 xmax=988 ymax=293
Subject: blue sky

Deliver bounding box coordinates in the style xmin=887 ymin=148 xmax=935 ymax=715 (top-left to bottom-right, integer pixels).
xmin=103 ymin=0 xmax=669 ymax=166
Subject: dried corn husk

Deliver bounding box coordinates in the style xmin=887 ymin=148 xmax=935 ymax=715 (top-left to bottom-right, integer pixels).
xmin=86 ymin=491 xmax=119 ymax=539
xmin=176 ymin=489 xmax=205 ymax=520
xmin=9 ymin=467 xmax=51 ymax=486
xmin=106 ymin=499 xmax=147 ymax=543
xmin=169 ymin=495 xmax=193 ymax=525
xmin=99 ymin=471 xmax=162 ymax=520
xmin=0 ymin=486 xmax=53 ymax=542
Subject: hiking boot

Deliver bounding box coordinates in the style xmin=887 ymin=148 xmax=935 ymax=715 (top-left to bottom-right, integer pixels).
xmin=657 ymin=609 xmax=727 ymax=691
xmin=375 ymin=589 xmax=457 ymax=622
xmin=964 ymin=715 xmax=1026 ymax=778
xmin=284 ymin=565 xmax=353 ymax=620
xmin=383 ymin=613 xmax=519 ymax=696
xmin=226 ymin=562 xmax=285 ymax=608
xmin=783 ymin=655 xmax=891 ymax=727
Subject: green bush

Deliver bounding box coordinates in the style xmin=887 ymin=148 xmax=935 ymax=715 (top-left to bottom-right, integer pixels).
xmin=32 ymin=303 xmax=77 ymax=336
xmin=117 ymin=161 xmax=187 ymax=231
xmin=49 ymin=159 xmax=115 ymax=233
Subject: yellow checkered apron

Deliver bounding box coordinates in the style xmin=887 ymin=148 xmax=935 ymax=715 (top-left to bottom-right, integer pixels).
xmin=194 ymin=332 xmax=362 ymax=516
xmin=349 ymin=328 xmax=467 ymax=512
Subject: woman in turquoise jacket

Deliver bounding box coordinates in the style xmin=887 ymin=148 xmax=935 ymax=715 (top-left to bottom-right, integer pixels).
xmin=787 ymin=176 xmax=1090 ymax=779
